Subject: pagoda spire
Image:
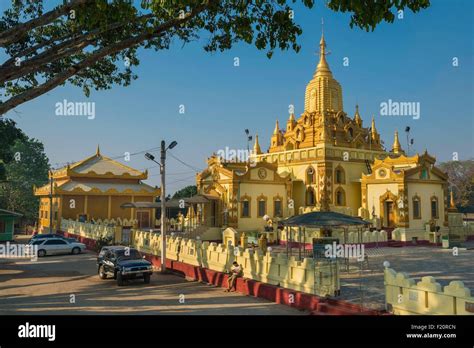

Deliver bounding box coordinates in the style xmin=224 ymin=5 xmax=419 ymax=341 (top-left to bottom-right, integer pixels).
xmin=288 ymin=112 xmax=295 ymax=123
xmin=96 ymin=144 xmax=101 ymax=156
xmin=273 ymin=119 xmax=280 ymax=135
xmin=448 ymin=189 xmax=458 ymax=212
xmin=315 ymin=21 xmax=332 ymax=77
xmin=286 ymin=112 xmax=296 ymax=132
xmin=391 ymin=130 xmax=403 ymax=154
xmin=253 ymin=134 xmax=262 ymax=155
xmin=371 ymin=116 xmax=377 ymax=139
xmin=354 ymin=104 xmax=362 ymax=126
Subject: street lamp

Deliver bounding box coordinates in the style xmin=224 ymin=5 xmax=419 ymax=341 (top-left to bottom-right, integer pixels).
xmin=145 ymin=140 xmax=177 ymax=273
xmin=244 ymin=129 xmax=252 ymax=153
xmin=49 ymin=169 xmax=54 ymax=233
xmin=405 ymin=126 xmax=410 ymax=156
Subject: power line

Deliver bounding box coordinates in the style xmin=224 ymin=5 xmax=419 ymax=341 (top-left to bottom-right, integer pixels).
xmin=168 ymin=152 xmax=202 ymax=172
xmin=148 ymin=171 xmax=197 ymax=177
xmin=167 ymin=174 xmax=198 ymax=185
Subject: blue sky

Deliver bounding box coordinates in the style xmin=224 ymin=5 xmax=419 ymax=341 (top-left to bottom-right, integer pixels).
xmin=2 ymin=0 xmax=473 ymax=194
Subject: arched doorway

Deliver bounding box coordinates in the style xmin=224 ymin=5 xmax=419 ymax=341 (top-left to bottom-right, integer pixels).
xmin=380 ymin=191 xmax=398 ymax=228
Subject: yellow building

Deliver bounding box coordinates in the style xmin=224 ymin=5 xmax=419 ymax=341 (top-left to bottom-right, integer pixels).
xmin=197 ymin=151 xmax=291 ymax=232
xmin=362 ymin=150 xmax=449 ymax=242
xmin=197 ymin=32 xmax=450 ymax=241
xmin=35 ymin=147 xmax=160 ymax=232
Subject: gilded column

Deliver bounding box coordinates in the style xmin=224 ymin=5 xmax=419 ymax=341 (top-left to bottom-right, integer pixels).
xmin=57 ymin=195 xmax=63 ymax=230
xmin=84 ymin=195 xmax=88 ymax=218
xmin=443 ymin=183 xmax=449 ymax=227
xmin=397 ymin=184 xmax=409 ymax=228
xmin=107 ymin=195 xmax=112 ymax=219
xmin=318 ymin=162 xmax=333 ymax=211
xmin=361 ymin=185 xmax=367 ymax=210
xmin=228 ymin=185 xmax=239 ymax=228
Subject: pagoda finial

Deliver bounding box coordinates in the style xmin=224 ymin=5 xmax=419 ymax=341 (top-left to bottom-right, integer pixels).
xmin=371 ymin=116 xmax=377 ymax=138
xmin=450 ymin=190 xmax=455 ymax=208
xmin=354 ymin=104 xmax=362 ymax=126
xmin=392 ymin=130 xmax=403 ymax=154
xmin=96 ymin=144 xmax=101 ymax=156
xmin=273 ymin=119 xmax=280 ymax=135
xmin=321 ymin=17 xmax=325 ymax=42
xmin=448 ymin=189 xmax=458 ymax=212
xmin=315 ymin=21 xmax=331 ymax=77
xmin=253 ymin=134 xmax=262 ymax=155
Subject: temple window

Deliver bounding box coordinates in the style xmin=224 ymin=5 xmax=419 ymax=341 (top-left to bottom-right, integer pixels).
xmin=240 ymin=195 xmax=251 ymax=218
xmin=430 ymin=196 xmax=439 ymax=219
xmin=413 ymin=195 xmax=421 ymax=219
xmin=241 ymin=200 xmax=250 ymax=218
xmin=306 ymin=166 xmax=315 ymax=184
xmin=335 ymin=166 xmax=345 ymax=184
xmin=306 ymin=188 xmax=316 ymax=206
xmin=348 ymin=128 xmax=353 ymax=138
xmin=273 ymin=198 xmax=282 ymax=217
xmin=335 ymin=188 xmax=346 ymax=206
xmin=257 ymin=194 xmax=267 ymax=217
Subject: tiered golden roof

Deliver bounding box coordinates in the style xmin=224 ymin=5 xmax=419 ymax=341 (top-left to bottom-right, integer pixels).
xmin=34 ymin=147 xmax=159 ymax=196
xmin=268 ymin=31 xmax=383 ymax=153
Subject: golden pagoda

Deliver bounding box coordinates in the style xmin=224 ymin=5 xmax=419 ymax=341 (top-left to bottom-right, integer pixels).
xmin=268 ymin=31 xmax=383 ymax=153
xmin=196 ymin=28 xmax=450 ymax=242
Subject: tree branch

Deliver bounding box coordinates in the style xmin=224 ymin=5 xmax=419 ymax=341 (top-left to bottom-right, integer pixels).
xmin=0 ymin=13 xmax=156 ymax=84
xmin=0 ymin=0 xmax=90 ymax=47
xmin=0 ymin=1 xmax=213 ymax=116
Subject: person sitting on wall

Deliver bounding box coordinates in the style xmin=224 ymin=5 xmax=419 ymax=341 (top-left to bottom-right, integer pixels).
xmin=225 ymin=261 xmax=242 ymax=292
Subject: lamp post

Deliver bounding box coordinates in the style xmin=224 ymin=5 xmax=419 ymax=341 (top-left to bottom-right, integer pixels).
xmin=49 ymin=170 xmax=54 ymax=233
xmin=145 ymin=140 xmax=177 ymax=273
xmin=244 ymin=129 xmax=252 ymax=161
xmin=405 ymin=126 xmax=410 ymax=156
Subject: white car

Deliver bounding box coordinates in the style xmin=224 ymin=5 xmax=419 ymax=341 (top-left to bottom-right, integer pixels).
xmin=31 ymin=238 xmax=86 ymax=257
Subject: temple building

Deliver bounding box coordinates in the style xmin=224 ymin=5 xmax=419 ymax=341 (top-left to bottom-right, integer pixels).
xmin=34 ymin=147 xmax=160 ymax=232
xmin=197 ymin=31 xmax=450 ymax=243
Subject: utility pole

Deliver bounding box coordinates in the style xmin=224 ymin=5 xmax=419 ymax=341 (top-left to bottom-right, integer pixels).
xmin=160 ymin=140 xmax=167 ymax=273
xmin=145 ymin=140 xmax=177 ymax=274
xmin=49 ymin=170 xmax=53 ymax=234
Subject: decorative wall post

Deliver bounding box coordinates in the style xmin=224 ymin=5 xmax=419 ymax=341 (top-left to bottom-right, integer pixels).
xmin=397 ymin=184 xmax=409 ymax=228
xmin=318 ymin=162 xmax=333 ymax=211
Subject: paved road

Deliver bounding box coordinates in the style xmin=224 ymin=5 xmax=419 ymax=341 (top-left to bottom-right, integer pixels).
xmin=0 ymin=251 xmax=305 ymax=315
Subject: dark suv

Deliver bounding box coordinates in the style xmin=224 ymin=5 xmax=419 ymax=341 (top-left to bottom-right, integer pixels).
xmin=97 ymin=246 xmax=153 ymax=286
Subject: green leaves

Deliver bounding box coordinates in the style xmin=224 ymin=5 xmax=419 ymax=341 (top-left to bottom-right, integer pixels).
xmin=0 ymin=131 xmax=50 ymax=219
xmin=0 ymin=0 xmax=430 ymax=114
xmin=327 ymin=0 xmax=430 ymax=32
xmin=173 ymin=185 xmax=197 ymax=199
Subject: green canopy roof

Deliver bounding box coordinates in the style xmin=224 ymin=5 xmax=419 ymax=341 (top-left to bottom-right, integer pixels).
xmin=281 ymin=211 xmax=370 ymax=228
xmin=0 ymin=209 xmax=22 ymax=218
